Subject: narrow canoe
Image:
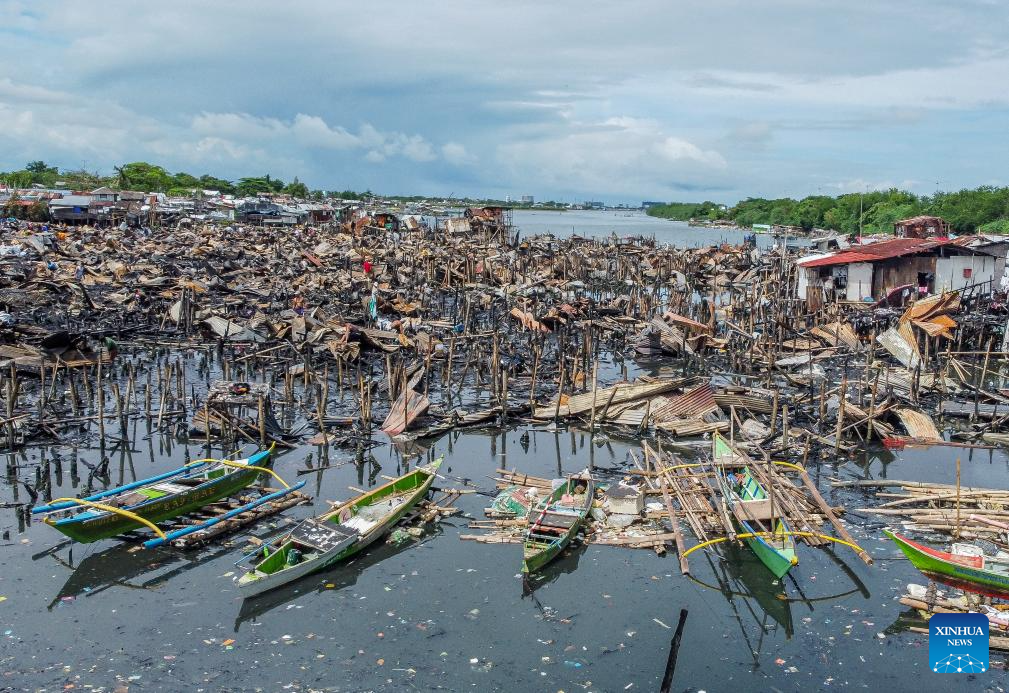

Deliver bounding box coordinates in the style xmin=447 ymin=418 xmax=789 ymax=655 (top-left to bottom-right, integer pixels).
xmin=885 ymin=530 xmax=1009 ymax=598
xmin=522 ymin=474 xmax=594 ymax=574
xmin=32 ymin=448 xmax=273 ymax=543
xmin=714 ymin=434 xmax=797 ymax=579
xmin=237 ymin=456 xmax=442 ymax=598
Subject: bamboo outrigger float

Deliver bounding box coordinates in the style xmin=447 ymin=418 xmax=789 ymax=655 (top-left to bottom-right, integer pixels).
xmin=236 ymin=456 xmax=443 ymax=598
xmin=31 ymin=446 xmax=276 ymax=543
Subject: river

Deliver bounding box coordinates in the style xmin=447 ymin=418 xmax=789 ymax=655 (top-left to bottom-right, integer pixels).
xmin=512 ymin=209 xmax=777 ymax=248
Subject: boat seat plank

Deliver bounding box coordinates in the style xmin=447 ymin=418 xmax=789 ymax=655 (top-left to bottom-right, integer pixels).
xmin=732 ymin=499 xmax=779 ymax=522
xmin=290 ymin=519 xmax=358 ymax=553
xmin=531 ymin=512 xmax=580 ymax=529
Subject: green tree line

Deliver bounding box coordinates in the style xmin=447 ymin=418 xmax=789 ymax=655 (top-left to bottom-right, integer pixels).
xmin=647 ymin=186 xmax=1009 ymax=235
xmin=1 ymin=160 xmax=368 ymax=201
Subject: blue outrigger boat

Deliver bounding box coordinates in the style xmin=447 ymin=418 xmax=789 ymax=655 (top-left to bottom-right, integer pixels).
xmin=32 ymin=447 xmax=281 ymax=543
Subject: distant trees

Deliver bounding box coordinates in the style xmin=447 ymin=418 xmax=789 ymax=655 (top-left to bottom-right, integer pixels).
xmin=283 ymin=177 xmax=309 ymax=198
xmin=0 ymin=160 xmax=346 ymax=201
xmin=25 ymin=160 xmax=58 ymax=186
xmin=646 ymin=201 xmax=722 ymax=221
xmin=114 ymin=162 xmax=173 ymax=192
xmin=197 ymin=174 xmax=236 ymax=195
xmin=648 ymin=185 xmax=1009 ymax=235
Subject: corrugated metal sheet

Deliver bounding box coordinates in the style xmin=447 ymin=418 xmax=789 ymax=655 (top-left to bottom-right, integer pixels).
xmin=810 ymin=321 xmax=860 ymax=351
xmin=650 ymin=382 xmax=719 ymax=421
xmin=713 ymin=391 xmax=775 ymax=415
xmin=201 ymin=315 xmax=267 ymax=343
xmin=532 ymin=379 xmax=680 ymax=419
xmin=646 ymin=317 xmax=694 ymax=355
xmin=655 ymin=419 xmax=728 ymax=436
xmin=801 ymin=238 xmax=941 ymax=268
xmin=876 ymin=327 xmax=920 ymax=369
xmin=893 ymin=407 xmax=942 ymax=441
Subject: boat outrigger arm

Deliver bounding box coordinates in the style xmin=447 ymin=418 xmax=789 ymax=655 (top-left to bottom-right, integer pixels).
xmin=142 ymin=481 xmax=306 ymax=549
xmin=682 ymin=531 xmax=869 ymax=560
xmin=42 ymin=498 xmax=168 ymax=539
xmin=215 ymin=454 xmax=288 ymax=488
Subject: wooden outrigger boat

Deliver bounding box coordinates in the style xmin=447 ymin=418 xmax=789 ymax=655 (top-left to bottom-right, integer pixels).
xmin=32 ymin=447 xmax=275 ymax=543
xmin=886 ymin=530 xmax=1009 ymax=598
xmin=713 ymin=433 xmax=797 ymax=579
xmin=522 ymin=474 xmax=594 ymax=574
xmin=236 ymin=457 xmax=442 ymax=598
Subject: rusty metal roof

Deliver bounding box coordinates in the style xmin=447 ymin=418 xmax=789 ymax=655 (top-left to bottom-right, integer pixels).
xmin=650 ymin=381 xmax=718 ymax=421
xmin=800 ymin=237 xmax=963 ymax=268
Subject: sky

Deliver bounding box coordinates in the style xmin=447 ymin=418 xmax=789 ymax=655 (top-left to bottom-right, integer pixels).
xmin=1 ymin=1 xmax=1008 ymax=204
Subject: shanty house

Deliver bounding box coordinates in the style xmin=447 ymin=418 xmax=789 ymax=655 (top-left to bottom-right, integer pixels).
xmin=464 ymin=206 xmax=512 ymax=238
xmin=48 ymin=195 xmax=95 ymax=223
xmin=89 ymin=186 xmax=119 ymax=203
xmin=797 ymin=236 xmax=1004 ymax=303
xmin=894 ymin=215 xmax=951 ymax=239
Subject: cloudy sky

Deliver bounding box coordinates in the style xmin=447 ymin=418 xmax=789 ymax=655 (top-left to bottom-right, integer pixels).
xmin=2 ymin=1 xmax=1008 ymax=203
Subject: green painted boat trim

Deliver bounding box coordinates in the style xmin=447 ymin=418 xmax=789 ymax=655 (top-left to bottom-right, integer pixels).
xmin=885 ymin=529 xmax=1009 ymax=597
xmin=741 ymin=519 xmax=797 ymax=580
xmin=713 ymin=433 xmax=797 ymax=579
xmin=522 ymin=475 xmax=594 ymax=574
xmin=239 ymin=457 xmax=443 ymax=595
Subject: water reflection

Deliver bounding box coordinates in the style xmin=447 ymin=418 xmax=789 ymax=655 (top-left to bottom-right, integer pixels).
xmin=234 ymin=525 xmax=444 ymax=631
xmin=41 ymin=542 xmax=232 ymax=611
xmin=688 ymin=544 xmax=870 ymax=668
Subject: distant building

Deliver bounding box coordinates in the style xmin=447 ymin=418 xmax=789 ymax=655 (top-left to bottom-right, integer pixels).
xmin=49 ymin=195 xmax=95 ymax=223
xmin=89 ymin=186 xmax=119 ymax=203
xmin=642 ymin=201 xmax=663 ymax=208
xmin=520 ymin=195 xmax=534 ymax=204
xmin=584 ymin=200 xmax=604 ymax=210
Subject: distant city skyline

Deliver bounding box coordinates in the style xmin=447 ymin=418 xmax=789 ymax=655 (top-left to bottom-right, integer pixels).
xmin=1 ymin=2 xmax=1007 ymax=204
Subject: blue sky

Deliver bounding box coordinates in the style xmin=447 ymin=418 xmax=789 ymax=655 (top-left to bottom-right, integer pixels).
xmin=1 ymin=1 xmax=1008 ymax=203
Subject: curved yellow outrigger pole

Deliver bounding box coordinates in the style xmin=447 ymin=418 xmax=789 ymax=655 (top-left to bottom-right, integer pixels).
xmin=681 ymin=530 xmax=867 ymax=559
xmin=660 ymin=460 xmax=806 ymax=474
xmin=42 ymin=446 xmax=281 ymax=539
xmin=43 ymin=498 xmax=167 ymax=539
xmin=215 ymin=443 xmax=289 ymax=489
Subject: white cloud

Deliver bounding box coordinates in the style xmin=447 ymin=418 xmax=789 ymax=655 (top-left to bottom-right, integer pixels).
xmin=827 ymin=178 xmax=924 ymax=193
xmin=442 ymin=142 xmax=476 ymax=165
xmin=497 ymin=117 xmax=727 ymax=197
xmin=2 ymin=1 xmax=1009 ymax=199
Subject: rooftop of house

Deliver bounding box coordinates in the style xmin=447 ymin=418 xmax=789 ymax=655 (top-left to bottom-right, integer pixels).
xmin=798 ymin=235 xmax=983 ymax=268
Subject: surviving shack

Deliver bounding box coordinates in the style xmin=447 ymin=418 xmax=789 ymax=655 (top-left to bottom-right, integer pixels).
xmin=796 ymin=236 xmax=1005 ymax=303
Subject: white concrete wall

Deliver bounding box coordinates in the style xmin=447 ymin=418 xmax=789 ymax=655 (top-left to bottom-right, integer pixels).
xmin=798 ymin=267 xmax=814 ymax=298
xmin=935 ymin=254 xmax=997 ymax=292
xmin=846 ymin=262 xmax=873 ymax=301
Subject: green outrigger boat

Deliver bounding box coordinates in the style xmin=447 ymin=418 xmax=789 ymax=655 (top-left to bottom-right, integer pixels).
xmin=713 ymin=433 xmax=797 ymax=579
xmin=32 ymin=447 xmax=274 ymax=543
xmin=886 ymin=530 xmax=1009 ymax=598
xmin=522 ymin=474 xmax=594 ymax=574
xmin=237 ymin=457 xmax=442 ymax=598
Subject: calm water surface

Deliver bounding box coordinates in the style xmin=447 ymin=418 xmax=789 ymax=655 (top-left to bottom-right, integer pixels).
xmin=512 ymin=210 xmax=776 ymax=248
xmin=3 ymin=419 xmax=1008 ymax=691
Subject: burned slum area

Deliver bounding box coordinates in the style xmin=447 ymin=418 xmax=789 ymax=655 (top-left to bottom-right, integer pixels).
xmin=4 ymin=205 xmax=1009 ymax=690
